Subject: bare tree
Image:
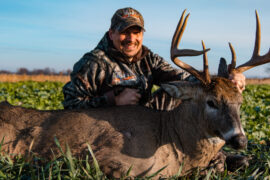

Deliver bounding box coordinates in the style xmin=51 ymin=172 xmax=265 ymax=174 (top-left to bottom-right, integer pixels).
xmin=17 ymin=67 xmax=29 ymax=75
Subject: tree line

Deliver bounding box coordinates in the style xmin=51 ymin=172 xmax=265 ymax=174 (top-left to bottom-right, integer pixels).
xmin=0 ymin=68 xmax=71 ymax=75
xmin=1 ymin=66 xmax=269 ymax=76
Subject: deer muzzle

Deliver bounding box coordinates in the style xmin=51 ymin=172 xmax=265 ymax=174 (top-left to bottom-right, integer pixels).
xmin=226 ymin=134 xmax=247 ymax=150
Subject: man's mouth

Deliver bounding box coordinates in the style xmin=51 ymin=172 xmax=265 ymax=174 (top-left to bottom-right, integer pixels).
xmin=122 ymin=41 xmax=138 ymax=50
xmin=124 ymin=43 xmax=136 ymax=50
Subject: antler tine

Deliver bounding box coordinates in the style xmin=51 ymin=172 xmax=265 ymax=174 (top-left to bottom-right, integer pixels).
xmin=228 ymin=42 xmax=236 ymax=74
xmin=253 ymin=10 xmax=261 ymax=58
xmin=232 ymin=10 xmax=270 ymax=73
xmin=171 ymin=10 xmax=186 ymax=53
xmin=171 ymin=10 xmax=211 ymax=84
xmin=202 ymin=41 xmax=211 ymax=84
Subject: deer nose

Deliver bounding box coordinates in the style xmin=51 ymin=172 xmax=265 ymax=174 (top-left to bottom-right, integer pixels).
xmin=227 ymin=134 xmax=247 ymax=150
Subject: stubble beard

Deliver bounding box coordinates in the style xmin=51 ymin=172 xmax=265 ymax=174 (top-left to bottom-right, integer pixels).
xmin=121 ymin=40 xmax=140 ymax=58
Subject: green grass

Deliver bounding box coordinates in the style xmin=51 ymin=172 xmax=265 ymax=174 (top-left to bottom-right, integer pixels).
xmin=0 ymin=82 xmax=269 ymax=179
xmin=0 ymin=81 xmax=64 ymax=110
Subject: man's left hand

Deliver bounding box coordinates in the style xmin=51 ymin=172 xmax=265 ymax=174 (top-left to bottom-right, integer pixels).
xmin=229 ymin=73 xmax=246 ymax=93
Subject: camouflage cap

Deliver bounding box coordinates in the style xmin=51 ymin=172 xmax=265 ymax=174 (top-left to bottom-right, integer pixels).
xmin=110 ymin=7 xmax=145 ymax=32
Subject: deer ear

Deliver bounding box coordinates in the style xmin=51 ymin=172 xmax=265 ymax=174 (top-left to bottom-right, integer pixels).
xmin=161 ymin=82 xmax=192 ymax=100
xmin=218 ymin=58 xmax=229 ymax=78
xmin=161 ymin=83 xmax=181 ymax=98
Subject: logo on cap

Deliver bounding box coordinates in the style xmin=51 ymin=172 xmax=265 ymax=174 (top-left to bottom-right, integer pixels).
xmin=122 ymin=9 xmax=140 ymax=20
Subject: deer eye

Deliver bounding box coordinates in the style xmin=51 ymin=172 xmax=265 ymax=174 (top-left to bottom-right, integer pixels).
xmin=207 ymin=100 xmax=218 ymax=109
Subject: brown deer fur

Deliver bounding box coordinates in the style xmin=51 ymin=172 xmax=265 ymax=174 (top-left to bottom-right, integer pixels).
xmin=0 ymin=77 xmax=246 ymax=178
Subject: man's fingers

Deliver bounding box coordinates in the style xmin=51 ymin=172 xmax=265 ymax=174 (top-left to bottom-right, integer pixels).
xmin=127 ymin=88 xmax=141 ymax=98
xmin=132 ymin=93 xmax=141 ymax=103
xmin=129 ymin=100 xmax=137 ymax=105
xmin=131 ymin=90 xmax=141 ymax=104
xmin=229 ymin=73 xmax=246 ymax=94
xmin=115 ymin=88 xmax=141 ymax=105
xmin=135 ymin=92 xmax=141 ymax=99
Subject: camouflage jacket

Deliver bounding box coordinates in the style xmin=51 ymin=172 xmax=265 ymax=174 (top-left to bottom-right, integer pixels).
xmin=62 ymin=32 xmax=190 ymax=109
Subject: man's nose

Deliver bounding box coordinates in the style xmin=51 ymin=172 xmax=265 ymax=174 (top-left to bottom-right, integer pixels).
xmin=126 ymin=33 xmax=135 ymax=41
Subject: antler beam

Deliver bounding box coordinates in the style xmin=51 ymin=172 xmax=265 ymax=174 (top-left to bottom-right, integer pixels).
xmin=230 ymin=10 xmax=270 ymax=74
xmin=171 ymin=10 xmax=211 ymax=85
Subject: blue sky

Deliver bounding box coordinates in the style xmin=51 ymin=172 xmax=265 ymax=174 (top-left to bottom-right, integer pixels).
xmin=0 ymin=0 xmax=269 ymax=77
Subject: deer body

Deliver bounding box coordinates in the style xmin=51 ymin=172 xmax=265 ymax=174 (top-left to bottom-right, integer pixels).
xmin=0 ymin=78 xmax=245 ymax=177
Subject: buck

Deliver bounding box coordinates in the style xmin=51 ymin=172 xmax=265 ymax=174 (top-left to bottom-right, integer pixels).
xmin=0 ymin=10 xmax=269 ymax=178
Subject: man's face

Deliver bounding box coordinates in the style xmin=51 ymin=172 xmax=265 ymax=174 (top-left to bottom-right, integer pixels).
xmin=109 ymin=26 xmax=143 ymax=60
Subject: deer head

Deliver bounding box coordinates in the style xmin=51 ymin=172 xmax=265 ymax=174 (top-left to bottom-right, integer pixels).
xmin=168 ymin=10 xmax=270 ymax=149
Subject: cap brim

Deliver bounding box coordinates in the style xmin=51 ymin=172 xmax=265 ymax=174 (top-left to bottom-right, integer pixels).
xmin=118 ymin=23 xmax=145 ymax=32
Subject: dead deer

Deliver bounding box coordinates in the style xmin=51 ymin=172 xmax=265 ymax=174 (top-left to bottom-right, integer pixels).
xmin=0 ymin=10 xmax=269 ymax=178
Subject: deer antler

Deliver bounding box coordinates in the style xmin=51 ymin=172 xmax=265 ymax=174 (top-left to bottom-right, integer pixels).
xmin=171 ymin=10 xmax=211 ymax=85
xmin=229 ymin=10 xmax=270 ymax=74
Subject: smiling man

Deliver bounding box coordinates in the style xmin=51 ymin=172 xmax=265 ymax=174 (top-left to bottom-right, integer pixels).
xmin=62 ymin=7 xmax=193 ymax=109
xmin=62 ymin=7 xmax=245 ymax=109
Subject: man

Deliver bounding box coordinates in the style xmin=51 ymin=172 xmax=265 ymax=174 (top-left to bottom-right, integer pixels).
xmin=62 ymin=7 xmax=245 ymax=110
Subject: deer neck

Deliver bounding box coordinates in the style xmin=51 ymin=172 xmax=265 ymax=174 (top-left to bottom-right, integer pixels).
xmin=158 ymin=101 xmax=224 ymax=169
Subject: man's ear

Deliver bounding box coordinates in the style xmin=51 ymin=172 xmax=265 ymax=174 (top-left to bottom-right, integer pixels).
xmin=108 ymin=29 xmax=113 ymax=40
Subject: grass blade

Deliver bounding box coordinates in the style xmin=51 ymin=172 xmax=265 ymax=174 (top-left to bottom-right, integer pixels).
xmin=146 ymin=165 xmax=167 ymax=179
xmin=176 ymin=162 xmax=184 ymax=177
xmin=0 ymin=136 xmax=4 ymax=152
xmin=54 ymin=137 xmax=64 ymax=155
xmin=65 ymin=143 xmax=76 ymax=176
xmin=121 ymin=165 xmax=133 ymax=179
xmin=204 ymin=168 xmax=213 ymax=180
xmin=86 ymin=143 xmax=103 ymax=178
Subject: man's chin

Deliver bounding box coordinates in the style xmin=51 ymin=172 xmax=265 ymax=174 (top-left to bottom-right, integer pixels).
xmin=122 ymin=51 xmax=138 ymax=58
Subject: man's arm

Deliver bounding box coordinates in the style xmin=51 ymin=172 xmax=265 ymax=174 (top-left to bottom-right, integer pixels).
xmin=62 ymin=54 xmax=115 ymax=109
xmin=62 ymin=53 xmax=143 ymax=109
xmin=150 ymin=54 xmax=192 ymax=85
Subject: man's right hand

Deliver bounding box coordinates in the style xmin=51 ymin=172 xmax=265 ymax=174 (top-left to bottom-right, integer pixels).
xmin=115 ymin=88 xmax=141 ymax=105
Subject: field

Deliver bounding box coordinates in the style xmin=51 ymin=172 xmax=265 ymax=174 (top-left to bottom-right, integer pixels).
xmin=0 ymin=74 xmax=270 ymax=84
xmin=0 ymin=74 xmax=70 ymax=83
xmin=0 ymin=81 xmax=269 ymax=179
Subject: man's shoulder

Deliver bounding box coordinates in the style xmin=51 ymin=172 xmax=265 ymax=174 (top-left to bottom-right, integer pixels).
xmin=81 ymin=49 xmax=105 ymax=61
xmin=79 ymin=48 xmax=111 ymax=65
xmin=91 ymin=48 xmax=106 ymax=59
xmin=70 ymin=49 xmax=104 ymax=74
xmin=91 ymin=48 xmax=117 ymax=67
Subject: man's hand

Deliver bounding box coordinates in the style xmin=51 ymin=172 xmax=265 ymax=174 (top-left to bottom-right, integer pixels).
xmin=115 ymin=88 xmax=141 ymax=105
xmin=229 ymin=73 xmax=246 ymax=93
